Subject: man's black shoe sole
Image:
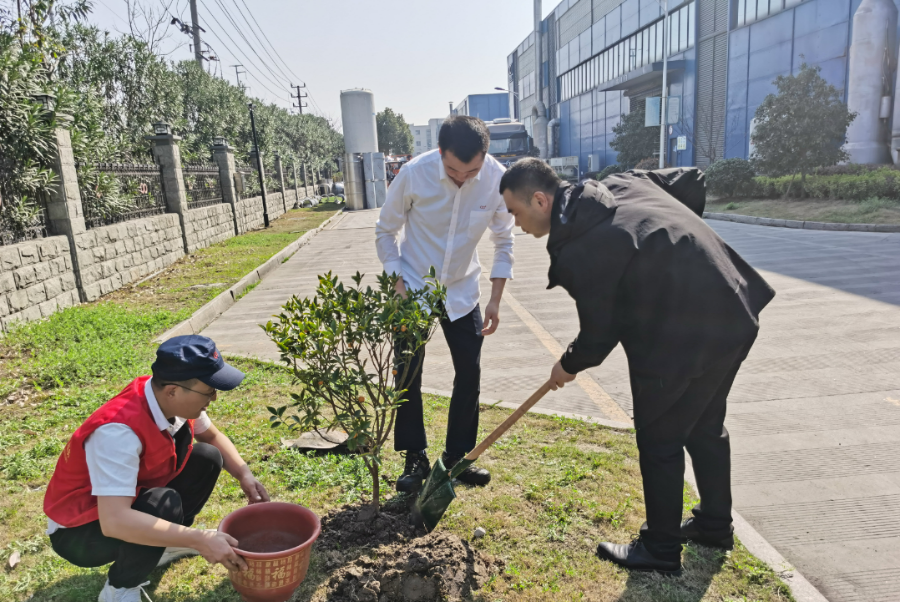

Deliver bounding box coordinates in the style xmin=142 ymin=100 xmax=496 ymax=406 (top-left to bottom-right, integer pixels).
xmin=595 ymin=548 xmax=682 ymax=576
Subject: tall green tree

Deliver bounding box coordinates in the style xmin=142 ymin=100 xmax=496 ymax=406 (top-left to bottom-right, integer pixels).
xmin=751 ymin=63 xmax=856 ymax=195
xmin=376 ymin=107 xmax=413 ymax=155
xmin=610 ymin=105 xmax=659 ymax=169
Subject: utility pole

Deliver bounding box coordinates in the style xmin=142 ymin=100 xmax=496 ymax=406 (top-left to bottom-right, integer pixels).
xmin=657 ymin=0 xmax=669 ymax=169
xmin=189 ymin=0 xmax=203 ymax=68
xmin=248 ymin=103 xmax=270 ymax=228
xmin=448 ymin=101 xmax=454 ymax=116
xmin=291 ymin=83 xmax=308 ymax=115
xmin=231 ymin=64 xmax=247 ymax=94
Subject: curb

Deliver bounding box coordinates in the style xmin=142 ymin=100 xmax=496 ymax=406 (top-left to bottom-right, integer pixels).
xmin=704 ymin=211 xmax=900 ymax=233
xmin=425 ymin=386 xmax=827 ymax=602
xmin=154 ymin=209 xmax=344 ymax=343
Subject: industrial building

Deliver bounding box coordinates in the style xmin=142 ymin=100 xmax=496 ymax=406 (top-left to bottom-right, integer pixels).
xmin=508 ymin=0 xmax=900 ymax=174
xmin=409 ymin=118 xmax=444 ymax=157
xmin=453 ymin=93 xmax=512 ymax=122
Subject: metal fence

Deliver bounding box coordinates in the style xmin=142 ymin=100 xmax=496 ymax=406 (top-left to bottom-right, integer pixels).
xmin=0 ymin=178 xmax=49 ymax=246
xmin=78 ymin=163 xmax=167 ymax=229
xmin=235 ymin=168 xmax=261 ymax=200
xmin=183 ymin=164 xmax=224 ymax=209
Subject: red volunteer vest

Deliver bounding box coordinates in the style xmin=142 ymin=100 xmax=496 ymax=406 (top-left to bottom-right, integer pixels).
xmin=44 ymin=376 xmax=194 ymax=528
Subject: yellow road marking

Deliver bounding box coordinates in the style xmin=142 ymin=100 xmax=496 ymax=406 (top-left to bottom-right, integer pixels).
xmin=887 ymin=397 xmax=900 ymax=407
xmin=492 ymin=278 xmax=632 ymax=423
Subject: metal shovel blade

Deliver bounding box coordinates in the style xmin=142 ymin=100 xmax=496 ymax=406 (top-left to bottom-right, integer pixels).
xmin=411 ymin=457 xmax=474 ymax=533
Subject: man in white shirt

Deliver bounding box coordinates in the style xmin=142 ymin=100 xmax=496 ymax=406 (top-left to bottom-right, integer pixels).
xmin=375 ymin=115 xmax=514 ymax=492
xmin=44 ymin=335 xmax=269 ymax=602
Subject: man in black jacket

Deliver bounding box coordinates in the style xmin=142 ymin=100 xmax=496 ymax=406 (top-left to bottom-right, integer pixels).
xmin=499 ymin=158 xmax=774 ymax=575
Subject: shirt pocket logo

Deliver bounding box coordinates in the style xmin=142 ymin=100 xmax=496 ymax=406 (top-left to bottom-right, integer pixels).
xmin=467 ymin=208 xmax=493 ymax=239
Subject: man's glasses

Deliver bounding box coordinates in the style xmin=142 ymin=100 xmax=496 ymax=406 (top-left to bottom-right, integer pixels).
xmin=159 ymin=382 xmax=217 ymax=400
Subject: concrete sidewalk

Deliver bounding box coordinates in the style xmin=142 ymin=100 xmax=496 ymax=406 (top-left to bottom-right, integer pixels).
xmin=202 ymin=210 xmax=900 ymax=602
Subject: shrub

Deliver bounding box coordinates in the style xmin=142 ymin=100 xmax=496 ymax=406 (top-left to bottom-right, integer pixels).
xmin=264 ymin=269 xmax=446 ymax=513
xmin=634 ymin=157 xmax=658 ymax=170
xmin=748 ymin=168 xmax=900 ymax=200
xmin=705 ymin=158 xmax=756 ymax=197
xmin=597 ymin=164 xmax=623 ymax=180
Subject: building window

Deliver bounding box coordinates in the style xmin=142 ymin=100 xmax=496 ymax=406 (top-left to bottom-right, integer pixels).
xmin=736 ymin=0 xmax=801 ymax=27
xmin=416 ymin=141 xmax=421 ymax=146
xmin=415 ymin=130 xmax=420 ymax=134
xmin=557 ymin=2 xmax=695 ymax=102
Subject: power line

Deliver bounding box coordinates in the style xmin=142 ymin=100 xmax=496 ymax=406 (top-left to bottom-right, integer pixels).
xmin=195 ymin=7 xmax=289 ymax=102
xmin=205 ymin=0 xmax=290 ymax=92
xmin=228 ymin=0 xmax=295 ymax=84
xmin=234 ymin=0 xmax=304 ymax=84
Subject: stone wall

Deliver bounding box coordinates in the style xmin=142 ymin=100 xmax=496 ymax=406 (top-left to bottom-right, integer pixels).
xmin=235 ymin=196 xmax=265 ymax=234
xmin=0 ymin=236 xmax=79 ymax=328
xmin=184 ymin=203 xmax=236 ymax=253
xmin=74 ymin=214 xmax=185 ymax=302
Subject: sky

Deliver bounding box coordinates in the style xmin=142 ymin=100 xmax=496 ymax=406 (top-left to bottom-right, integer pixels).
xmin=86 ymin=0 xmax=559 ymax=127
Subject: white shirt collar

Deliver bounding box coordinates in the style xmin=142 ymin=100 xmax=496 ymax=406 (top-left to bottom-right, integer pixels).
xmin=145 ymin=378 xmax=175 ymax=432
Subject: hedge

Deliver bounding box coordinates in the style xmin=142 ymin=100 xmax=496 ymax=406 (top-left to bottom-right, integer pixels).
xmin=749 ymin=168 xmax=900 ymax=200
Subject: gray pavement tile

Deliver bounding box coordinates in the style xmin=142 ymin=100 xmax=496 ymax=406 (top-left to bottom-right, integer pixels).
xmin=202 ymin=213 xmax=900 ymax=602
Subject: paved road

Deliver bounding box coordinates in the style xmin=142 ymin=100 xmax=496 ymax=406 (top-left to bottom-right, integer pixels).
xmin=203 ymin=210 xmax=900 ymax=602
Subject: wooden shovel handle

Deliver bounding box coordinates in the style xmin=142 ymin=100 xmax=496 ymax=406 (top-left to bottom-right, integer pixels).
xmin=464 ymin=380 xmax=554 ymax=462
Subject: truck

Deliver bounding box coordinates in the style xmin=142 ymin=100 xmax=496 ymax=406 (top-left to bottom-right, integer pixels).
xmin=486 ymin=118 xmax=534 ymax=168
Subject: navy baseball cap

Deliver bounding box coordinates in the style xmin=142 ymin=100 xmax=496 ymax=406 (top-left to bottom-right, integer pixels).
xmin=151 ymin=335 xmax=245 ymax=391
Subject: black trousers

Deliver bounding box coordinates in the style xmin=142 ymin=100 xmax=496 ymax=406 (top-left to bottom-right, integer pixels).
xmin=634 ymin=341 xmax=753 ymax=561
xmin=393 ymin=305 xmax=484 ymax=456
xmin=49 ymin=442 xmax=223 ymax=588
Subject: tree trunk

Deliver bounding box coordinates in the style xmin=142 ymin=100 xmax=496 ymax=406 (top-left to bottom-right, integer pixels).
xmin=370 ymin=465 xmax=380 ymax=513
xmin=784 ymin=173 xmax=797 ymax=199
xmin=800 ymin=171 xmax=807 ymax=199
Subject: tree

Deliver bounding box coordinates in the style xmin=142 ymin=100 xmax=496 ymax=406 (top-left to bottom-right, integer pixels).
xmin=376 ymin=107 xmax=413 ymax=155
xmin=751 ymin=63 xmax=856 ymax=195
xmin=265 ymin=270 xmax=446 ymax=514
xmin=610 ymin=104 xmax=659 ymax=169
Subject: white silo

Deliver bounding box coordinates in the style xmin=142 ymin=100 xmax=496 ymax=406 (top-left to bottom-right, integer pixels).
xmin=340 ymin=89 xmax=385 ymax=210
xmin=340 ymin=89 xmax=378 ymax=154
xmin=846 ymin=0 xmax=896 ymax=164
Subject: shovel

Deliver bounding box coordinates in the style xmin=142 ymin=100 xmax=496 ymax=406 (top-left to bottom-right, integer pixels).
xmin=412 ymin=380 xmax=554 ymax=532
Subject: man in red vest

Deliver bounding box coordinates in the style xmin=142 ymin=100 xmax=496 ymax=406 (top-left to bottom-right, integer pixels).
xmin=44 ymin=335 xmax=269 ymax=602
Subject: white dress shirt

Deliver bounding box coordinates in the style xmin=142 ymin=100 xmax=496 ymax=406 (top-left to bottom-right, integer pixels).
xmin=46 ymin=379 xmax=212 ymax=534
xmin=375 ymin=149 xmax=515 ymax=321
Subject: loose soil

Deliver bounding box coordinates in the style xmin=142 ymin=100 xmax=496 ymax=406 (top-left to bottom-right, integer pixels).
xmin=316 ymin=503 xmax=500 ymax=602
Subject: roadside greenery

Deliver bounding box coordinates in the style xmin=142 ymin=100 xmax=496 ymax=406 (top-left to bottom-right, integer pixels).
xmin=266 ymin=269 xmax=446 ymax=512
xmin=705 ymin=158 xmax=756 ymax=198
xmin=376 ymin=107 xmax=414 ymax=155
xmin=610 ymin=105 xmax=659 ymax=169
xmin=0 ymin=2 xmax=343 ymax=228
xmin=751 ymin=63 xmax=856 ymax=196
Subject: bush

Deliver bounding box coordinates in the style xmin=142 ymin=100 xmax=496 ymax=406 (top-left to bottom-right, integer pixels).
xmin=747 ymin=168 xmax=900 ymax=200
xmin=596 ymin=164 xmax=623 ymax=181
xmin=705 ymin=158 xmax=756 ymax=197
xmin=634 ymin=157 xmax=658 ymax=170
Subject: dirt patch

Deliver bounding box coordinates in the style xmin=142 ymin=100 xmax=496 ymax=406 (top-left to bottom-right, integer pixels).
xmin=316 ymin=503 xmax=501 ymax=601
xmin=576 ymin=443 xmax=613 ymax=455
xmin=325 ymin=532 xmax=499 ymax=602
xmin=317 ymin=502 xmax=421 ymax=552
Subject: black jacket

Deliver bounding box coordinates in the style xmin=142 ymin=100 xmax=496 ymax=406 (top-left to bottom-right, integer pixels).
xmin=548 ymin=168 xmax=775 ymax=426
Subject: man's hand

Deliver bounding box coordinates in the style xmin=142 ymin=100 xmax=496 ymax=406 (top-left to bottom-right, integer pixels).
xmin=197 ymin=530 xmax=249 ymax=572
xmin=394 ymin=278 xmax=408 ymax=299
xmin=550 ymin=361 xmax=577 ymax=391
xmin=482 ymin=300 xmax=500 ymax=335
xmin=240 ymin=474 xmax=270 ymax=504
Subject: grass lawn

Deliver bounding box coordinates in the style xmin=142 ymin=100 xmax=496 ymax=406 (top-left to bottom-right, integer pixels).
xmin=0 ymin=201 xmax=794 ymax=602
xmin=706 ymin=197 xmax=900 ymax=224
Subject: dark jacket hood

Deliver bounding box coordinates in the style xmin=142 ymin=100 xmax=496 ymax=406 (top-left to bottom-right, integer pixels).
xmin=547 ymin=180 xmax=617 ymax=260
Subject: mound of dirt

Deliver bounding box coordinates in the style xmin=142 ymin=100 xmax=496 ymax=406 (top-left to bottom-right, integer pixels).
xmin=325 ymin=531 xmax=500 ymax=602
xmin=317 ymin=502 xmax=421 ymax=552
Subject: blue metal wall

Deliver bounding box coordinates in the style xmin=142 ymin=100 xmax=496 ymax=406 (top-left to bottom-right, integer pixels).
xmin=725 ymin=0 xmax=863 ymax=159
xmin=558 ymin=46 xmax=698 ymax=173
xmin=463 ymin=94 xmax=510 ymax=122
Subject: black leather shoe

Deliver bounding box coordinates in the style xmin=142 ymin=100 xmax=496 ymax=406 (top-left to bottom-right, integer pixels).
xmin=396 ymin=450 xmax=430 ymax=493
xmin=681 ymin=517 xmax=734 ymax=550
xmin=596 ymin=540 xmax=682 ymax=576
xmin=442 ymin=452 xmax=491 ymax=486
